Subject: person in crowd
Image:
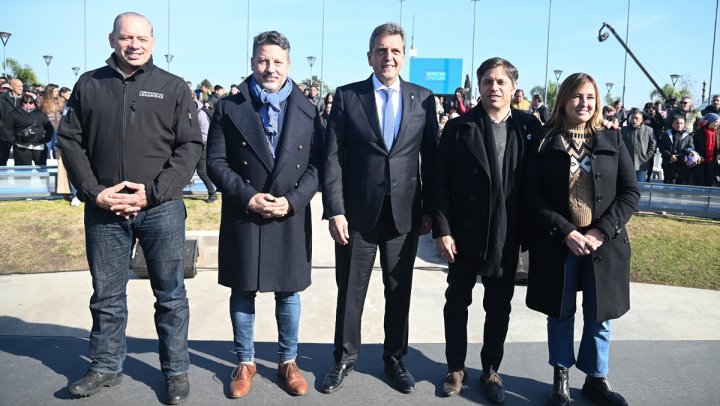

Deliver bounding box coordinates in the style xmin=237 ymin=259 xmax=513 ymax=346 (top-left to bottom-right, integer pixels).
xmin=308 ymin=85 xmax=322 ymax=110
xmin=448 ymin=87 xmax=469 ymax=115
xmin=206 ymin=30 xmax=321 ymax=398
xmin=691 ymin=113 xmax=720 ymax=186
xmin=438 ymin=113 xmax=448 ymax=136
xmin=58 ymin=12 xmax=203 ymax=405
xmin=601 ymin=105 xmax=619 ymax=132
xmin=229 ymin=84 xmax=239 ymax=95
xmin=531 ymin=93 xmax=551 ymax=124
xmin=525 ymin=72 xmax=639 ymax=406
xmin=701 ymin=94 xmax=720 ymax=116
xmin=2 ymin=94 xmax=53 ymax=165
xmin=208 ymin=84 xmax=225 ymax=106
xmin=511 ymin=88 xmax=531 ymax=112
xmin=0 ymin=78 xmax=23 ymax=165
xmin=320 ymin=22 xmax=437 ymax=395
xmin=190 ymin=91 xmax=217 ymax=202
xmin=621 ymin=109 xmax=657 ymax=183
xmin=41 ymin=84 xmax=63 ymax=159
xmin=613 ymin=99 xmax=627 ymax=127
xmin=659 ymin=115 xmax=694 ymax=184
xmin=667 ymin=96 xmax=701 ymax=132
xmin=642 ymin=102 xmax=664 ymax=138
xmin=433 ymin=57 xmax=541 ymax=402
xmin=320 ymin=98 xmax=332 ymax=133
xmin=434 ymin=96 xmax=445 ymax=120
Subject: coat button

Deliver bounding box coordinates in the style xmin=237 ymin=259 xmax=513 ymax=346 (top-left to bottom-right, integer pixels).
xmin=294 ymin=182 xmax=299 ymax=188
xmin=591 ymin=154 xmax=598 ymax=159
xmin=298 ymin=145 xmax=303 ymax=150
xmin=242 ymin=161 xmax=248 ymax=166
xmin=245 ymin=179 xmax=251 ymax=184
xmin=594 ymin=173 xmax=602 ymax=180
xmin=241 ymin=141 xmax=247 ymax=147
xmin=296 ymin=164 xmax=301 ymax=169
xmin=596 ymin=195 xmax=603 ymax=202
xmin=592 ymin=256 xmax=602 ymax=263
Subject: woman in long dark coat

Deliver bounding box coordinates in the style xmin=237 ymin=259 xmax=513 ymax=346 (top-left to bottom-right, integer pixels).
xmin=524 ymin=73 xmax=640 ymax=406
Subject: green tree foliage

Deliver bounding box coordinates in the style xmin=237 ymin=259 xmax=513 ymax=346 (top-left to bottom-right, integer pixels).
xmin=530 ymin=81 xmax=559 ymax=108
xmin=3 ymin=58 xmax=40 ymax=85
xmin=650 ymin=83 xmax=692 ymax=105
xmin=301 ymin=75 xmax=332 ymax=96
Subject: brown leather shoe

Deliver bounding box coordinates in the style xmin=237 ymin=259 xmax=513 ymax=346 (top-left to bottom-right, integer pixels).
xmin=229 ymin=362 xmax=256 ymax=398
xmin=442 ymin=369 xmax=465 ymax=397
xmin=278 ymin=361 xmax=307 ymax=396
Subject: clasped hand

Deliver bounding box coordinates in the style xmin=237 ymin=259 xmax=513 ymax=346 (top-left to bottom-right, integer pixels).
xmin=564 ymin=228 xmax=604 ymax=256
xmin=96 ymin=181 xmax=147 ymax=219
xmin=248 ymin=193 xmax=292 ymax=218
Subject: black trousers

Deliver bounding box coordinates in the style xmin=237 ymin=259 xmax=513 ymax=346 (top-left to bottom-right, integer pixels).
xmin=444 ymin=253 xmax=517 ymax=373
xmin=195 ymin=146 xmax=216 ymax=194
xmin=333 ymin=197 xmax=419 ymax=363
xmin=13 ymin=145 xmax=48 ymax=165
xmin=0 ymin=140 xmax=11 ymax=166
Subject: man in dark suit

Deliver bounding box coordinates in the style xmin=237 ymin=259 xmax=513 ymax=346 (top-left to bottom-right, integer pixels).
xmin=320 ymin=22 xmax=438 ymax=394
xmin=433 ymin=57 xmax=542 ymax=402
xmin=206 ymin=31 xmax=321 ymax=399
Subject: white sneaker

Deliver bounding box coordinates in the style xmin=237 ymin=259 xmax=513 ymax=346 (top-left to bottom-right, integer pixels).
xmin=70 ymin=197 xmax=81 ymax=207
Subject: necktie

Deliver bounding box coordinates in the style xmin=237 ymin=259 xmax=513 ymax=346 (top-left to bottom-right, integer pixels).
xmin=382 ymin=88 xmax=395 ymax=150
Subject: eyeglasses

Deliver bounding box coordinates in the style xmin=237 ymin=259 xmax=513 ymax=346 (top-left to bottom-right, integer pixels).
xmin=680 ymin=102 xmax=689 ymax=105
xmin=21 ymin=100 xmax=34 ymax=105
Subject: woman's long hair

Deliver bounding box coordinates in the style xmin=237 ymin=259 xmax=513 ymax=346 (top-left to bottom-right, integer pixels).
xmin=544 ymin=73 xmax=603 ymax=137
xmin=41 ymin=84 xmax=62 ymax=114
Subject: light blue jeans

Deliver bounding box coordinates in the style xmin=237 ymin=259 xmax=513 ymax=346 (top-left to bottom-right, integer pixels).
xmin=547 ymin=253 xmax=610 ymax=377
xmin=230 ymin=290 xmax=300 ymax=364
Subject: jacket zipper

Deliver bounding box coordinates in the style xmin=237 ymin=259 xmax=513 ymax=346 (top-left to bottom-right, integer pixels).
xmin=120 ymin=81 xmax=128 ymax=181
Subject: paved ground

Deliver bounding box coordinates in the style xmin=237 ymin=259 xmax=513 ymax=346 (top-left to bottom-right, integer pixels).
xmin=1 ymin=196 xmax=719 ymax=405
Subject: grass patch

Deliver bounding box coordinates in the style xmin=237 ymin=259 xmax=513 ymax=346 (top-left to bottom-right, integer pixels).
xmin=0 ymin=199 xmax=718 ymax=291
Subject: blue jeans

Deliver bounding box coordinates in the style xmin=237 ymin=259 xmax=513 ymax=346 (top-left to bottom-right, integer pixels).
xmin=230 ymin=290 xmax=300 ymax=364
xmin=547 ymin=253 xmax=610 ymax=377
xmin=636 ymin=170 xmax=646 ymax=183
xmin=84 ymin=199 xmax=189 ymax=377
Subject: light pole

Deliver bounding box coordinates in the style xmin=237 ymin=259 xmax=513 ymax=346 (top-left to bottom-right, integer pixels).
xmin=670 ymin=73 xmax=680 ymax=93
xmin=320 ymin=0 xmax=325 ymax=99
xmin=72 ymin=66 xmax=80 ymax=78
xmin=0 ymin=32 xmax=11 ymax=77
xmin=606 ymin=82 xmax=614 ymax=104
xmin=43 ymin=55 xmax=53 ymax=84
xmin=470 ymin=0 xmax=481 ymax=102
xmin=165 ymin=54 xmax=174 ymax=72
xmin=553 ymin=69 xmax=562 ymax=107
xmin=307 ymin=56 xmax=316 ymax=88
xmin=399 ymin=0 xmax=406 ymax=26
xmin=543 ymin=0 xmax=553 ymax=102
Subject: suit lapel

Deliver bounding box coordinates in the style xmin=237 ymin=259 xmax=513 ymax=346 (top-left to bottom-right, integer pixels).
xmin=460 ymin=122 xmax=491 ymax=179
xmin=358 ymin=77 xmax=385 ymax=151
xmin=226 ymin=84 xmax=274 ymax=172
xmin=393 ymin=79 xmax=416 ymax=155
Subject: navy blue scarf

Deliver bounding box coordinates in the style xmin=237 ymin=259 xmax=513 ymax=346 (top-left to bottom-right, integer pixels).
xmin=249 ymin=76 xmax=293 ymax=157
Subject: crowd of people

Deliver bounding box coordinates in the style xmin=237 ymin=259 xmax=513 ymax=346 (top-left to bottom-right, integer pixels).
xmin=2 ymin=9 xmax=718 ymax=406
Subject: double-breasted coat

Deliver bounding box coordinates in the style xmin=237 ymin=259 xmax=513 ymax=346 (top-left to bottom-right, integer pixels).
xmin=206 ymin=79 xmax=322 ymax=292
xmin=524 ymin=129 xmax=640 ymax=321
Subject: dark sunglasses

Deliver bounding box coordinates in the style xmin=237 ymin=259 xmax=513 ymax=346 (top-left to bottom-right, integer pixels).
xmin=21 ymin=100 xmax=34 ymax=105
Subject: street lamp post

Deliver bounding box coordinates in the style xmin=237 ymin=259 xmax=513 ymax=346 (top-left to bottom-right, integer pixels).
xmin=307 ymin=56 xmax=316 ymax=88
xmin=72 ymin=66 xmax=80 ymax=78
xmin=669 ymin=74 xmax=681 ymax=108
xmin=399 ymin=0 xmax=406 ymax=26
xmin=43 ymin=55 xmax=53 ymax=84
xmin=0 ymin=32 xmax=10 ymax=78
xmin=165 ymin=54 xmax=174 ymax=72
xmin=470 ymin=0 xmax=481 ymax=102
xmin=606 ymin=82 xmax=614 ymax=103
xmin=553 ymin=69 xmax=562 ymax=107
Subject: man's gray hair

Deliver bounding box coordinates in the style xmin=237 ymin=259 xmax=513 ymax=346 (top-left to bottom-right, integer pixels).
xmin=111 ymin=12 xmax=154 ymax=38
xmin=368 ymin=22 xmax=405 ymax=52
xmin=252 ymin=31 xmax=291 ymax=58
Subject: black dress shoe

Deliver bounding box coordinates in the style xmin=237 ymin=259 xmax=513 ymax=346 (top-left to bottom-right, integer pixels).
xmin=384 ymin=359 xmax=416 ymax=394
xmin=166 ymin=373 xmax=190 ymax=405
xmin=481 ymin=370 xmax=506 ymax=404
xmin=581 ymin=376 xmax=628 ymax=406
xmin=320 ymin=362 xmax=354 ymax=394
xmin=68 ymin=370 xmax=123 ymax=397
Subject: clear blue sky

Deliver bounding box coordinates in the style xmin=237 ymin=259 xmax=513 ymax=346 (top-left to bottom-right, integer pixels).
xmin=2 ymin=0 xmax=719 ymax=109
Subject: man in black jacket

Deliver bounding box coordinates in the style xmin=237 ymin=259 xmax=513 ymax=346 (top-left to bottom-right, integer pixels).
xmin=433 ymin=57 xmax=541 ymax=402
xmin=0 ymin=78 xmax=23 ymax=165
xmin=58 ymin=12 xmax=202 ymax=405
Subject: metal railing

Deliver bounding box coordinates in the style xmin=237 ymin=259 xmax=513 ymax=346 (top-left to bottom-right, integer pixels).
xmin=1 ymin=165 xmax=719 ymax=219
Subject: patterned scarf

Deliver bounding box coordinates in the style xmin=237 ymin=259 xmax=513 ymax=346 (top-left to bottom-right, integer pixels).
xmin=249 ymin=76 xmax=293 ymax=157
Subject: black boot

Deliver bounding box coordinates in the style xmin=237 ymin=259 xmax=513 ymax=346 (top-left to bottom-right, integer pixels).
xmin=581 ymin=376 xmax=628 ymax=406
xmin=548 ymin=367 xmax=570 ymax=406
